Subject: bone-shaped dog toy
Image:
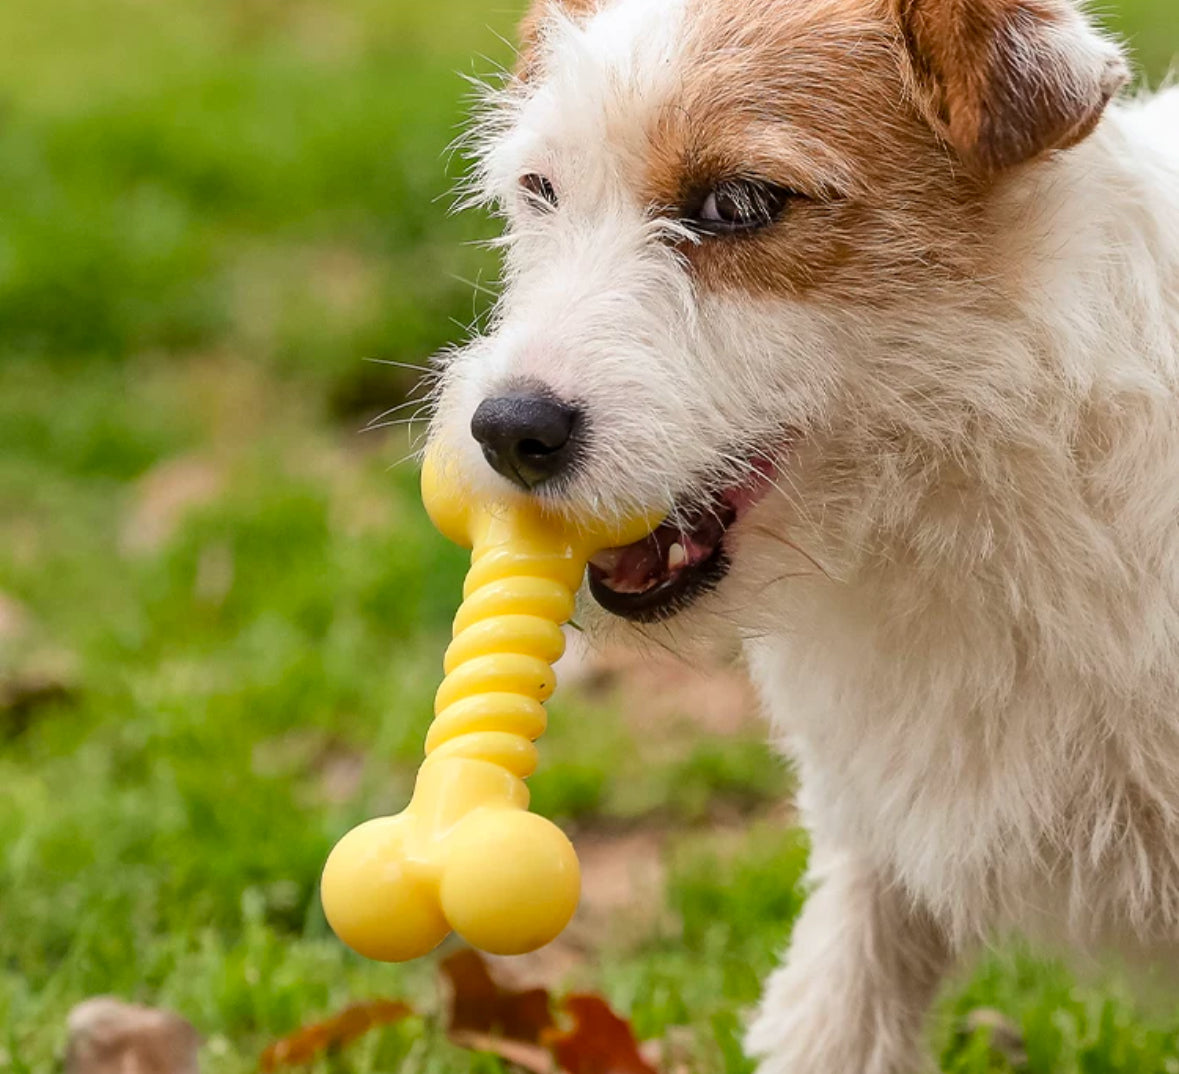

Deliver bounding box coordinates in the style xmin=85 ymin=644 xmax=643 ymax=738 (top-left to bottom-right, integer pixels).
xmin=320 ymin=449 xmax=659 ymax=961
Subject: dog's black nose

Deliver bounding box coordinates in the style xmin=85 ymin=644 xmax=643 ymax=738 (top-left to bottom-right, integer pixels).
xmin=470 ymin=391 xmax=583 ymax=490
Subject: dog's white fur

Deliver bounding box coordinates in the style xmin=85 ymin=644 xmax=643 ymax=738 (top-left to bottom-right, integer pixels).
xmin=431 ymin=0 xmax=1179 ymax=1069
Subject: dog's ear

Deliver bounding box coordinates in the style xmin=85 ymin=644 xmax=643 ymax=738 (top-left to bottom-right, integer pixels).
xmin=516 ymin=1 xmax=551 ymax=81
xmin=516 ymin=0 xmax=598 ymax=81
xmin=896 ymin=0 xmax=1129 ymax=174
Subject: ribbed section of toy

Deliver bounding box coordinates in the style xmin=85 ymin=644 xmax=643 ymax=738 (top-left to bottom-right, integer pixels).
xmin=320 ymin=450 xmax=656 ymax=963
xmin=423 ymin=536 xmax=580 ymax=778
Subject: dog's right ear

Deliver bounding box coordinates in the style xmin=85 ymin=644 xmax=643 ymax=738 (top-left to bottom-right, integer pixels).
xmin=895 ymin=0 xmax=1129 ymax=175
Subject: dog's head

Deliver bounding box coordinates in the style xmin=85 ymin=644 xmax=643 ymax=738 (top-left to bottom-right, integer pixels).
xmin=430 ymin=0 xmax=1127 ymax=628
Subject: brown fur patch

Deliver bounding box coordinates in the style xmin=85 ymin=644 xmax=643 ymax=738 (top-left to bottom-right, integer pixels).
xmin=506 ymin=0 xmax=1120 ymax=305
xmin=639 ymin=0 xmax=992 ymax=304
xmin=896 ymin=0 xmax=1126 ymax=174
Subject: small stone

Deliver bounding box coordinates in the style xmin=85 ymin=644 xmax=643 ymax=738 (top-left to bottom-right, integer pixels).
xmin=65 ymin=997 xmax=200 ymax=1074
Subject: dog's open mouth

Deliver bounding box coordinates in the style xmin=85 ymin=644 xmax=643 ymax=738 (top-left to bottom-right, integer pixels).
xmin=587 ymin=458 xmax=775 ymax=622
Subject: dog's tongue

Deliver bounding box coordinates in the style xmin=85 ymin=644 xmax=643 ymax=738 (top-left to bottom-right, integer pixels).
xmin=587 ymin=542 xmax=663 ymax=595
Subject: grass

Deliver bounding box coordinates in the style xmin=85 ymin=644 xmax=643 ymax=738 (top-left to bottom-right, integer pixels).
xmin=0 ymin=1 xmax=1176 ymax=1071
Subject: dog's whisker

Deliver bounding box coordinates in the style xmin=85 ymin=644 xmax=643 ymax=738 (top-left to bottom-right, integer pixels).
xmin=361 ymin=358 xmax=439 ymax=375
xmin=363 ymin=407 xmax=436 ymax=437
xmin=362 ymin=403 xmax=432 ymax=432
xmin=363 ymin=414 xmax=434 ymax=435
xmin=362 ymin=385 xmax=440 ymax=427
xmin=385 ymin=431 xmax=432 ymax=472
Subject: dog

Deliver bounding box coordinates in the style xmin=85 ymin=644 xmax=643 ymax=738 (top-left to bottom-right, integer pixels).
xmin=427 ymin=0 xmax=1179 ymax=1070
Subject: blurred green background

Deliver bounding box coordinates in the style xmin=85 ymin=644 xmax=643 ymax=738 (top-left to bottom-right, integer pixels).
xmin=0 ymin=1 xmax=1175 ymax=1071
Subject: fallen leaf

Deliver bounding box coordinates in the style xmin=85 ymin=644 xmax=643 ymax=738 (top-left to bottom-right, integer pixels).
xmin=442 ymin=949 xmax=555 ymax=1044
xmin=546 ymin=995 xmax=659 ymax=1074
xmin=259 ymin=999 xmax=412 ymax=1070
xmin=442 ymin=954 xmax=660 ymax=1074
xmin=65 ymin=997 xmax=200 ymax=1074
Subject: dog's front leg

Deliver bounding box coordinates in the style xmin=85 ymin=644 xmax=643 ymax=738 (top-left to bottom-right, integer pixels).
xmin=746 ymin=847 xmax=952 ymax=1074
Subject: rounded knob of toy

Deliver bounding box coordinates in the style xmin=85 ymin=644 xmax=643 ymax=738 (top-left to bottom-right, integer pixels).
xmin=321 ymin=807 xmax=580 ymax=960
xmin=440 ymin=809 xmax=580 ymax=955
xmin=421 ymin=451 xmax=477 ymax=549
xmin=320 ymin=815 xmax=451 ymax=962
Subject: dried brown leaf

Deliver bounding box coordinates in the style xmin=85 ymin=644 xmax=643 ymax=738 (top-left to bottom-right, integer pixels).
xmin=258 ymin=999 xmax=412 ymax=1070
xmin=441 ymin=949 xmax=555 ymax=1044
xmin=449 ymin=1030 xmax=556 ymax=1074
xmin=546 ymin=995 xmax=659 ymax=1074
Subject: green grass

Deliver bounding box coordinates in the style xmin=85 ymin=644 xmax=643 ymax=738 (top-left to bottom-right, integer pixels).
xmin=0 ymin=1 xmax=1177 ymax=1071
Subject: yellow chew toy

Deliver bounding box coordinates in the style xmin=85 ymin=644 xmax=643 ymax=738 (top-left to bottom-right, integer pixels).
xmin=320 ymin=448 xmax=659 ymax=961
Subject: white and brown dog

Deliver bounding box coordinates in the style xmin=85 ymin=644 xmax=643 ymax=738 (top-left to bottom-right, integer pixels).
xmin=428 ymin=0 xmax=1179 ymax=1069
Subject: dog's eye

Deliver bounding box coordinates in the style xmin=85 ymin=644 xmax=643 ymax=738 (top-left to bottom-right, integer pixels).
xmin=693 ymin=179 xmax=792 ymax=234
xmin=519 ymin=173 xmax=558 ymax=211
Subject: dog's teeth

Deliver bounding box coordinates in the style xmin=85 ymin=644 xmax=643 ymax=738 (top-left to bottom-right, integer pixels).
xmin=668 ymin=542 xmax=687 ymax=570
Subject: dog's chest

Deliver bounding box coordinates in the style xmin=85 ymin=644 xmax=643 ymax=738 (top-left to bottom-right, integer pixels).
xmin=744 ymin=617 xmax=1179 ymax=943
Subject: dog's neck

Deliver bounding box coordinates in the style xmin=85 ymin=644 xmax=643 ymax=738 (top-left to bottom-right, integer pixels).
xmin=733 ymin=100 xmax=1179 ymax=664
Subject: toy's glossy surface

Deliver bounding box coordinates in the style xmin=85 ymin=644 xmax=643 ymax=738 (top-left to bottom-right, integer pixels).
xmin=320 ymin=449 xmax=659 ymax=961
